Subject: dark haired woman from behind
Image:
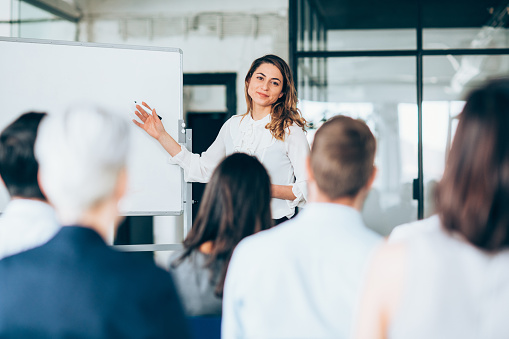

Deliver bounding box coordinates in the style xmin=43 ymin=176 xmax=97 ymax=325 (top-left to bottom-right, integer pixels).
xmin=355 ymin=78 xmax=509 ymax=339
xmin=169 ymin=153 xmax=272 ymax=316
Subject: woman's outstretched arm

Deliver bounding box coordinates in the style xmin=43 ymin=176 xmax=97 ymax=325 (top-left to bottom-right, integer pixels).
xmin=134 ymin=101 xmax=228 ymax=183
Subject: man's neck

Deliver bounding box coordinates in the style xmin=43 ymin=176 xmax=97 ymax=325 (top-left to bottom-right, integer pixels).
xmin=309 ymin=188 xmax=365 ymax=211
xmin=61 ymin=202 xmax=116 ymax=244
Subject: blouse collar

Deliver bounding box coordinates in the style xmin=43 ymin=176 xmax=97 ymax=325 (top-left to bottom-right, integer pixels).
xmin=248 ymin=112 xmax=272 ymax=126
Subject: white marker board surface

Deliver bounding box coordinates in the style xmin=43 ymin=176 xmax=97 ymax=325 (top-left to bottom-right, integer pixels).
xmin=0 ymin=37 xmax=183 ymax=215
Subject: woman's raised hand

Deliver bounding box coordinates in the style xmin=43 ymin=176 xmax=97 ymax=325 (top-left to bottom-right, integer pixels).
xmin=132 ymin=102 xmax=165 ymax=141
xmin=132 ymin=101 xmax=182 ymax=157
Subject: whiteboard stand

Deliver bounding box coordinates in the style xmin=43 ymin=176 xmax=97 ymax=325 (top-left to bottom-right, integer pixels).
xmin=183 ymin=128 xmax=193 ymax=239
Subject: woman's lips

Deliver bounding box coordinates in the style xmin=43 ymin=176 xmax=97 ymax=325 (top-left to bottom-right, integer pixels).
xmin=257 ymin=92 xmax=269 ymax=98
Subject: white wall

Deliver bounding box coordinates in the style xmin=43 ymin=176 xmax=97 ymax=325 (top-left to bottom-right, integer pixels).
xmin=77 ymin=0 xmax=289 ymax=114
xmin=0 ymin=0 xmax=11 ymax=36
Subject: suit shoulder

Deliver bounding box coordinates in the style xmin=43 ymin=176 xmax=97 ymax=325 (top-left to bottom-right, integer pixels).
xmin=110 ymin=249 xmax=172 ymax=281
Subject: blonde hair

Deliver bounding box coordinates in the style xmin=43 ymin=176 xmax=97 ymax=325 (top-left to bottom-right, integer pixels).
xmin=243 ymin=55 xmax=307 ymax=141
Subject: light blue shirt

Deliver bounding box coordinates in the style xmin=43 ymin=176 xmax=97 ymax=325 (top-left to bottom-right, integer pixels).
xmin=222 ymin=203 xmax=382 ymax=339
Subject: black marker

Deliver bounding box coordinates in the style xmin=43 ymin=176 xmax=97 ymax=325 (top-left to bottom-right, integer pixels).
xmin=134 ymin=101 xmax=163 ymax=120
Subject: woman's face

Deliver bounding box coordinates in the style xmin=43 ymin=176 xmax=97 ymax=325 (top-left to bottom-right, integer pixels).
xmin=247 ymin=63 xmax=284 ymax=109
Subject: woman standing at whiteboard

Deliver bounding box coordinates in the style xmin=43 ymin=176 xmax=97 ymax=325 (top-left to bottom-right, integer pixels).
xmin=133 ymin=54 xmax=309 ymax=223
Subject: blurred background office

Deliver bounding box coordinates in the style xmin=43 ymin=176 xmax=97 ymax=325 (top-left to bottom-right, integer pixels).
xmin=1 ymin=0 xmax=508 ymax=266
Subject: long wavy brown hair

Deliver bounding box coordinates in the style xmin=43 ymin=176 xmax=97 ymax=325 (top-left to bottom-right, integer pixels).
xmin=243 ymin=54 xmax=307 ymax=141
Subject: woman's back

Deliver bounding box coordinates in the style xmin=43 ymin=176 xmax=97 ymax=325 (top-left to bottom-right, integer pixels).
xmin=169 ymin=250 xmax=223 ymax=316
xmin=389 ymin=216 xmax=509 ymax=339
xmin=168 ymin=153 xmax=272 ymax=317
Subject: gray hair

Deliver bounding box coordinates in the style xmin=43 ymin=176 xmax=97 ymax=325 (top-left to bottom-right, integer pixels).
xmin=35 ymin=105 xmax=130 ymax=223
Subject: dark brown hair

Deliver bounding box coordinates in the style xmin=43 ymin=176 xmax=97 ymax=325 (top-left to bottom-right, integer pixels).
xmin=172 ymin=153 xmax=272 ymax=296
xmin=436 ymin=78 xmax=509 ymax=251
xmin=0 ymin=112 xmax=47 ymax=200
xmin=243 ymin=54 xmax=307 ymax=141
xmin=310 ymin=115 xmax=376 ymax=199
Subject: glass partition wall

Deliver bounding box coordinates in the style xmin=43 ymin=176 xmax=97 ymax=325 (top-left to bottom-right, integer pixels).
xmin=290 ymin=0 xmax=509 ymax=235
xmin=1 ymin=0 xmax=79 ymax=40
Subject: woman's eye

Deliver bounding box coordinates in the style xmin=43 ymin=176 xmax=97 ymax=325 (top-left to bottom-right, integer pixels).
xmin=272 ymin=82 xmax=280 ymax=86
xmin=257 ymin=76 xmax=264 ymax=80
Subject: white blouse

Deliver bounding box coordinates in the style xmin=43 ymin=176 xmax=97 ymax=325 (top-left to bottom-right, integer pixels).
xmin=169 ymin=113 xmax=310 ymax=219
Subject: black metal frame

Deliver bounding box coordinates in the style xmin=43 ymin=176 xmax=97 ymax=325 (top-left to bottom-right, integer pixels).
xmin=19 ymin=0 xmax=81 ymax=22
xmin=416 ymin=0 xmax=424 ymax=218
xmin=183 ymin=73 xmax=237 ymax=119
xmin=183 ymin=72 xmax=238 ymax=221
xmin=289 ymin=0 xmax=509 ymax=220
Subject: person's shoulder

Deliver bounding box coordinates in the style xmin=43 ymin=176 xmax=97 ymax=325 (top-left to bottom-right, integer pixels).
xmin=286 ymin=123 xmax=306 ymax=135
xmin=0 ymin=236 xmax=55 ymax=275
xmin=285 ymin=123 xmax=309 ymax=145
xmin=361 ymin=224 xmax=384 ymax=246
xmin=388 ymin=215 xmax=441 ymax=244
xmin=94 ymin=245 xmax=172 ymax=292
xmin=168 ymin=249 xmax=205 ymax=274
xmin=234 ymin=222 xmax=294 ymax=257
xmin=0 ymin=245 xmax=32 ymax=267
xmin=112 ymin=253 xmax=179 ymax=304
xmin=229 ymin=114 xmax=244 ymax=121
xmin=226 ymin=114 xmax=245 ymax=125
xmin=115 ymin=250 xmax=171 ymax=279
xmin=168 ymin=249 xmax=185 ymax=265
xmin=222 ymin=114 xmax=247 ymax=134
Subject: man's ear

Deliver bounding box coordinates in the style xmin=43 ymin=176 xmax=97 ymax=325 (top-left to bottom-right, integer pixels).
xmin=365 ymin=166 xmax=377 ymax=191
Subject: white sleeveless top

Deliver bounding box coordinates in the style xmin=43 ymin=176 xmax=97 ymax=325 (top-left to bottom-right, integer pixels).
xmin=389 ymin=216 xmax=509 ymax=339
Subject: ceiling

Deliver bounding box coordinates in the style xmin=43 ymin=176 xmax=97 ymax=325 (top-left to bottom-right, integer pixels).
xmin=310 ymin=0 xmax=508 ymax=30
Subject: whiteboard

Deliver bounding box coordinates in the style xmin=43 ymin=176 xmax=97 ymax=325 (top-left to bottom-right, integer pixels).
xmin=0 ymin=37 xmax=184 ymax=216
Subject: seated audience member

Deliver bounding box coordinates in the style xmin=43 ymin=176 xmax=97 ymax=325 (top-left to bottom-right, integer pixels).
xmin=0 ymin=112 xmax=60 ymax=260
xmin=169 ymin=152 xmax=272 ymax=316
xmin=355 ymin=78 xmax=509 ymax=339
xmin=0 ymin=106 xmax=190 ymax=338
xmin=222 ymin=116 xmax=383 ymax=339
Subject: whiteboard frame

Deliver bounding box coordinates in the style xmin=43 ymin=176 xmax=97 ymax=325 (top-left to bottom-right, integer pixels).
xmin=0 ymin=36 xmax=188 ymax=217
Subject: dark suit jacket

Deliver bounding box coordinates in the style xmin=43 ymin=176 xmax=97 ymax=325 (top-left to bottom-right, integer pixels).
xmin=0 ymin=226 xmax=190 ymax=339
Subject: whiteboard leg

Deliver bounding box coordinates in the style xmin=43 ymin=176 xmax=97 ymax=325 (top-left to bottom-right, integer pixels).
xmin=183 ymin=182 xmax=192 ymax=238
xmin=183 ymin=129 xmax=193 ymax=238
